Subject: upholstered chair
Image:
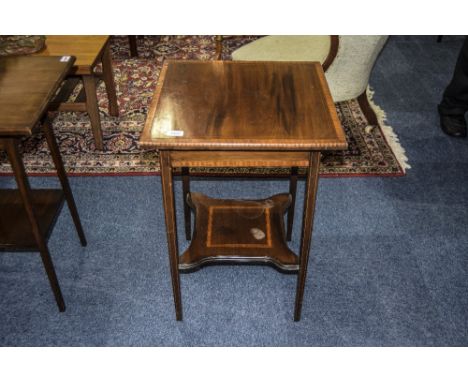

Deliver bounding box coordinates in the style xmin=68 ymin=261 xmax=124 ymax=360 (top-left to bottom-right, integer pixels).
xmin=232 ymin=35 xmax=389 ymax=125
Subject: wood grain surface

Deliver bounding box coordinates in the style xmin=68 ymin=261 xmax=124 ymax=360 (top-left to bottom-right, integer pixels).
xmin=0 ymin=56 xmax=75 ymax=136
xmin=140 ymin=60 xmax=347 ymax=151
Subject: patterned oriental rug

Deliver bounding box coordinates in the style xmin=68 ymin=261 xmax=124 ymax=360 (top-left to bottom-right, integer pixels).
xmin=0 ymin=36 xmax=409 ymax=177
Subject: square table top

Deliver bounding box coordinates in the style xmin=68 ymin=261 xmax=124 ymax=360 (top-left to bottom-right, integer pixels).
xmin=0 ymin=56 xmax=75 ymax=137
xmin=34 ymin=35 xmax=109 ymax=74
xmin=139 ymin=60 xmax=347 ymax=151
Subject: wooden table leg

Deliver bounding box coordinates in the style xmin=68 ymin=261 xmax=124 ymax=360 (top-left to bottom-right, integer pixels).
xmin=182 ymin=167 xmax=191 ymax=240
xmin=82 ymin=74 xmax=104 ymax=151
xmin=160 ymin=151 xmax=183 ymax=320
xmin=286 ymin=166 xmax=298 ymax=241
xmin=294 ymin=151 xmax=321 ymax=321
xmin=101 ymin=42 xmax=119 ymax=117
xmin=4 ymin=138 xmax=66 ymax=312
xmin=215 ymin=35 xmax=223 ymax=60
xmin=43 ymin=117 xmax=87 ymax=247
xmin=128 ymin=36 xmax=138 ymax=57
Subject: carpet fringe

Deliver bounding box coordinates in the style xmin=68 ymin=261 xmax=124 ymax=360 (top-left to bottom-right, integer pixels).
xmin=366 ymin=87 xmax=411 ymax=171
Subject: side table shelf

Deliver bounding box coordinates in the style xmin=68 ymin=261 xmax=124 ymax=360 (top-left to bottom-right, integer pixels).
xmin=0 ymin=189 xmax=65 ymax=250
xmin=179 ymin=192 xmax=299 ymax=272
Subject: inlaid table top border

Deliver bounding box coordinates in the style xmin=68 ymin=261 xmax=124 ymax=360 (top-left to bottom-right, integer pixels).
xmin=139 ymin=60 xmax=348 ymax=152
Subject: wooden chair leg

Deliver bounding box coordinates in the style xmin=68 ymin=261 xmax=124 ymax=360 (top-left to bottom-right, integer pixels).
xmin=128 ymin=35 xmax=138 ymax=57
xmin=294 ymin=152 xmax=320 ymax=321
xmin=42 ymin=117 xmax=87 ymax=247
xmin=357 ymin=89 xmax=379 ymax=126
xmin=5 ymin=138 xmax=65 ymax=312
xmin=182 ymin=167 xmax=191 ymax=240
xmin=101 ymin=42 xmax=119 ymax=117
xmin=82 ymin=74 xmax=104 ymax=151
xmin=286 ymin=167 xmax=298 ymax=241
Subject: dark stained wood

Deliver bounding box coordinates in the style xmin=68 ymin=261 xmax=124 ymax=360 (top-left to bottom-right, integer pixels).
xmin=322 ymin=35 xmax=339 ymax=72
xmin=294 ymin=151 xmax=321 ymax=321
xmin=101 ymin=41 xmax=119 ymax=117
xmin=0 ymin=189 xmax=64 ymax=250
xmin=42 ymin=117 xmax=87 ymax=247
xmin=128 ymin=36 xmax=138 ymax=57
xmin=3 ymin=138 xmax=65 ymax=311
xmin=182 ymin=167 xmax=191 ymax=240
xmin=159 ymin=151 xmax=183 ymax=320
xmin=82 ymin=74 xmax=104 ymax=150
xmin=141 ymin=61 xmax=348 ymax=320
xmin=0 ymin=56 xmax=75 ymax=136
xmin=180 ymin=192 xmax=298 ymax=272
xmin=357 ymin=89 xmax=379 ymax=126
xmin=286 ymin=167 xmax=298 ymax=241
xmin=0 ymin=57 xmax=87 ymax=312
xmin=139 ymin=61 xmax=347 ymax=151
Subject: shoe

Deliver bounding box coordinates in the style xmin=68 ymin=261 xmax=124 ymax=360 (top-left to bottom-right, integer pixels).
xmin=439 ymin=113 xmax=467 ymax=137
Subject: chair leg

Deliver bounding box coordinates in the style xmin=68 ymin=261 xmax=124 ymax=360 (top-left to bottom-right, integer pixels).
xmin=357 ymin=89 xmax=379 ymax=126
xmin=286 ymin=167 xmax=298 ymax=241
xmin=5 ymin=138 xmax=65 ymax=312
xmin=101 ymin=42 xmax=119 ymax=117
xmin=82 ymin=74 xmax=104 ymax=151
xmin=182 ymin=167 xmax=191 ymax=240
xmin=42 ymin=117 xmax=87 ymax=247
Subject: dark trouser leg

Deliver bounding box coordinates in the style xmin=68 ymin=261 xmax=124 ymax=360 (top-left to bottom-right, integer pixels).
xmin=439 ymin=37 xmax=468 ymax=116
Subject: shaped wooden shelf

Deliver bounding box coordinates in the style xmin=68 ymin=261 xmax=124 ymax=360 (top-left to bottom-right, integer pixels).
xmin=0 ymin=189 xmax=65 ymax=250
xmin=179 ymin=192 xmax=299 ymax=272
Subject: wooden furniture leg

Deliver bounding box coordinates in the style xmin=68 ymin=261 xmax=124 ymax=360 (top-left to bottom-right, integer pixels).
xmin=182 ymin=167 xmax=191 ymax=240
xmin=82 ymin=74 xmax=104 ymax=151
xmin=128 ymin=36 xmax=138 ymax=57
xmin=42 ymin=117 xmax=87 ymax=247
xmin=4 ymin=138 xmax=66 ymax=312
xmin=215 ymin=35 xmax=223 ymax=60
xmin=294 ymin=151 xmax=321 ymax=321
xmin=160 ymin=151 xmax=182 ymax=320
xmin=286 ymin=166 xmax=298 ymax=241
xmin=101 ymin=42 xmax=119 ymax=117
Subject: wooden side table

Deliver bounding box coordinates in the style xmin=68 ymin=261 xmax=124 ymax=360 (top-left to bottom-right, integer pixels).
xmin=0 ymin=56 xmax=87 ymax=311
xmin=35 ymin=35 xmax=119 ymax=151
xmin=140 ymin=60 xmax=347 ymax=321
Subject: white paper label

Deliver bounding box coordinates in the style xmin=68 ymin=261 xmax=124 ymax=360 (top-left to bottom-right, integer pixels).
xmin=60 ymin=56 xmax=71 ymax=62
xmin=165 ymin=130 xmax=184 ymax=137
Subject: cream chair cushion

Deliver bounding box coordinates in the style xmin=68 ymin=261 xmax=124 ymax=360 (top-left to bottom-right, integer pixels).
xmin=231 ymin=35 xmax=331 ymax=63
xmin=232 ymin=35 xmax=389 ymax=103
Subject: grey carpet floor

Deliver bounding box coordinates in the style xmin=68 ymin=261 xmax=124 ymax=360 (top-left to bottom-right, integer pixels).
xmin=0 ymin=36 xmax=467 ymax=346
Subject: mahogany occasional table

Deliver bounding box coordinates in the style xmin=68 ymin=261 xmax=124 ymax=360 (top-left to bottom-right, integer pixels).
xmin=0 ymin=56 xmax=87 ymax=311
xmin=139 ymin=60 xmax=347 ymax=321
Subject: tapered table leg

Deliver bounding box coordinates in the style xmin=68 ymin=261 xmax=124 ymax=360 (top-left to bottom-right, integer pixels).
xmin=286 ymin=166 xmax=298 ymax=241
xmin=160 ymin=151 xmax=183 ymax=320
xmin=82 ymin=74 xmax=104 ymax=151
xmin=182 ymin=167 xmax=191 ymax=240
xmin=4 ymin=138 xmax=66 ymax=312
xmin=101 ymin=42 xmax=119 ymax=117
xmin=294 ymin=151 xmax=321 ymax=321
xmin=128 ymin=36 xmax=138 ymax=57
xmin=42 ymin=117 xmax=87 ymax=247
xmin=215 ymin=35 xmax=223 ymax=60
